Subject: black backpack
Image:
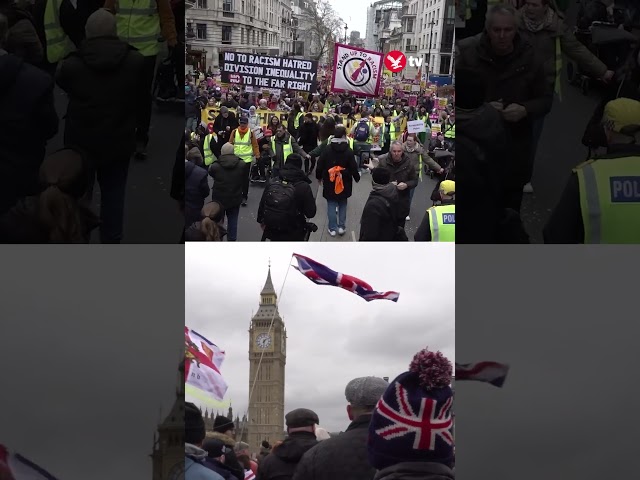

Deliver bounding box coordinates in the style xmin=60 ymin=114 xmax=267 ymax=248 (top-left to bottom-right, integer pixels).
xmin=354 ymin=121 xmax=370 ymax=141
xmin=262 ymin=179 xmax=298 ymax=231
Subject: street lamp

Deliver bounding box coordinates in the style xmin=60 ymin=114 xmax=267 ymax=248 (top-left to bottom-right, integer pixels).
xmin=344 ymin=23 xmax=348 ymax=44
xmin=426 ymin=20 xmax=435 ymax=79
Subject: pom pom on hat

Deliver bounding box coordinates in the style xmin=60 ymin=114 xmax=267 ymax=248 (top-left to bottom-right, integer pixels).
xmin=368 ymin=347 xmax=454 ymax=471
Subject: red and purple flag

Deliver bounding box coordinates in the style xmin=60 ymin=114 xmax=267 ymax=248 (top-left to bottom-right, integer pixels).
xmin=455 ymin=362 xmax=510 ymax=388
xmin=0 ymin=444 xmax=59 ymax=480
xmin=292 ymin=254 xmax=399 ymax=302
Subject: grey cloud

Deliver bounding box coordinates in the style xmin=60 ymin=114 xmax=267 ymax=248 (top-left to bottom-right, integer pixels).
xmin=186 ymin=244 xmax=455 ymax=435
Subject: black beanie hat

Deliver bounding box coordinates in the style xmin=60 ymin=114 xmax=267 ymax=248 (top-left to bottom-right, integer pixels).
xmin=286 ymin=153 xmax=303 ymax=169
xmin=213 ymin=415 xmax=235 ymax=433
xmin=185 ymin=402 xmax=206 ymax=445
xmin=372 ymin=167 xmax=391 ymax=185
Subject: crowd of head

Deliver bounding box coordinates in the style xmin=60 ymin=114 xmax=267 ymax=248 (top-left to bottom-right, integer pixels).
xmin=185 ymin=347 xmax=455 ymax=480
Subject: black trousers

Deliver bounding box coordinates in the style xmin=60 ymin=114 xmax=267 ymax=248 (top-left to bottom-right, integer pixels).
xmin=241 ymin=161 xmax=252 ymax=200
xmin=136 ymin=55 xmax=157 ymax=146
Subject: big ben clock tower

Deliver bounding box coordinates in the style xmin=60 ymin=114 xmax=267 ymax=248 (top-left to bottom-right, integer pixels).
xmin=248 ymin=266 xmax=287 ymax=451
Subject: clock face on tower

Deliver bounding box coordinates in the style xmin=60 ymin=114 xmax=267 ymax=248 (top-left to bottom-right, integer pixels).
xmin=256 ymin=333 xmax=272 ymax=349
xmin=168 ymin=461 xmax=184 ymax=480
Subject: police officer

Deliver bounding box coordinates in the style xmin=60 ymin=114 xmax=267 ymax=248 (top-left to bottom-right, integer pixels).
xmin=415 ymin=180 xmax=455 ymax=242
xmin=544 ymin=98 xmax=640 ymax=243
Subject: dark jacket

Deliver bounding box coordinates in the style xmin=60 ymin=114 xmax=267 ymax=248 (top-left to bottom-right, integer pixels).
xmin=185 ymin=161 xmax=210 ymax=226
xmin=373 ymin=462 xmax=455 ymax=480
xmin=0 ymin=51 xmax=58 ymax=213
xmin=209 ymin=153 xmax=245 ymax=210
xmin=359 ymin=184 xmax=401 ymax=241
xmin=203 ymin=458 xmax=241 ymax=480
xmin=316 ymin=138 xmax=361 ymax=201
xmin=457 ymin=32 xmax=552 ymax=187
xmin=298 ymin=120 xmax=319 ymax=153
xmin=172 ymin=135 xmax=186 ymax=206
xmin=544 ymin=144 xmax=640 ymax=243
xmin=56 ymin=36 xmax=144 ymax=164
xmin=257 ymin=164 xmax=317 ymax=240
xmin=1 ymin=4 xmax=43 ymax=65
xmin=212 ymin=112 xmax=239 ymax=148
xmin=257 ymin=431 xmax=318 ymax=480
xmin=204 ymin=432 xmax=244 ymax=480
xmin=376 ymin=154 xmax=418 ymax=219
xmin=292 ymin=414 xmax=376 ymax=480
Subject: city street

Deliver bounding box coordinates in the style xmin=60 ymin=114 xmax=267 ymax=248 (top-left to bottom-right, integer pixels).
xmin=48 ymin=89 xmax=184 ymax=244
xmin=212 ymin=167 xmax=438 ymax=241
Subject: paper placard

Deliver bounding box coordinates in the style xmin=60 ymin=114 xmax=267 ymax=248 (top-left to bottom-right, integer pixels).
xmin=407 ymin=120 xmax=426 ymax=134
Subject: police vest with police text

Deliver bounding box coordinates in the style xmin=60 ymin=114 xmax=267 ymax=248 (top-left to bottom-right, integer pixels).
xmin=116 ymin=0 xmax=161 ymax=57
xmin=575 ymin=156 xmax=640 ymax=243
xmin=428 ymin=204 xmax=455 ymax=242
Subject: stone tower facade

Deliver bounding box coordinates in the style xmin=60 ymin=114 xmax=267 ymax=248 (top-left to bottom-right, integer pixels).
xmin=151 ymin=363 xmax=184 ymax=480
xmin=247 ymin=267 xmax=287 ymax=451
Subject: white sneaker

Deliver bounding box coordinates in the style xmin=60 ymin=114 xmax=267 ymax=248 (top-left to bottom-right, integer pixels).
xmin=405 ymin=216 xmax=410 ymax=221
xmin=523 ymin=182 xmax=534 ymax=193
xmin=328 ymin=229 xmax=337 ymax=237
xmin=338 ymin=227 xmax=346 ymax=235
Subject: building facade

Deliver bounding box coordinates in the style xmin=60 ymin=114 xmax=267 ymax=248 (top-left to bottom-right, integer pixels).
xmin=186 ymin=0 xmax=291 ymax=69
xmin=365 ymin=0 xmax=403 ymax=52
xmin=247 ymin=268 xmax=287 ymax=451
xmin=151 ymin=364 xmax=185 ymax=480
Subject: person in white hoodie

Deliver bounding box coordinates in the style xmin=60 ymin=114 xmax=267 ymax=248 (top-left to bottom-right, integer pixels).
xmin=186 ymin=402 xmax=225 ymax=480
xmin=247 ymin=105 xmax=261 ymax=131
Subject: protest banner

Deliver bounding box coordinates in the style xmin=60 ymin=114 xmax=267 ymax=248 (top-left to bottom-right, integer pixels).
xmin=331 ymin=43 xmax=383 ymax=97
xmin=407 ymin=119 xmax=426 ymax=134
xmin=408 ymin=95 xmax=417 ymax=107
xmin=220 ymin=51 xmax=319 ymax=93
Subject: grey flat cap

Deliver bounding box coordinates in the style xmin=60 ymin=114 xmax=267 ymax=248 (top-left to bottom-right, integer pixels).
xmin=345 ymin=376 xmax=389 ymax=408
xmin=285 ymin=408 xmax=319 ymax=428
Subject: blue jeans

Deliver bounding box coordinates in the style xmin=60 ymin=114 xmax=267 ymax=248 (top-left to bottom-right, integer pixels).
xmin=225 ymin=206 xmax=240 ymax=241
xmin=409 ymin=186 xmax=415 ymax=204
xmin=96 ymin=159 xmax=130 ymax=243
xmin=327 ymin=198 xmax=347 ymax=232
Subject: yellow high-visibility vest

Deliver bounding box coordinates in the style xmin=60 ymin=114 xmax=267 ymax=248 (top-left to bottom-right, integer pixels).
xmin=428 ymin=204 xmax=455 ymax=242
xmin=44 ymin=0 xmax=75 ymax=63
xmin=116 ymin=0 xmax=161 ymax=57
xmin=234 ymin=130 xmax=254 ymax=163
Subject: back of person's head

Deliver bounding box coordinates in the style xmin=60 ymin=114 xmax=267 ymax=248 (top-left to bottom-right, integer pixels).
xmin=333 ymin=126 xmax=347 ymax=139
xmin=344 ymin=376 xmax=389 ymax=419
xmin=38 ymin=149 xmax=88 ymax=243
xmin=200 ymin=201 xmax=224 ymax=241
xmin=85 ymin=8 xmax=117 ymax=38
xmin=285 ymin=153 xmax=303 ymax=170
xmin=319 ymin=116 xmax=336 ymax=141
xmin=371 ymin=167 xmax=391 ymax=185
xmin=314 ymin=425 xmax=331 ymax=441
xmin=236 ymin=454 xmax=252 ymax=470
xmin=185 ymin=402 xmax=206 ymax=447
xmin=221 ymin=143 xmax=235 ymax=156
xmin=202 ymin=438 xmax=226 ymax=461
xmin=455 ymin=68 xmax=487 ymax=110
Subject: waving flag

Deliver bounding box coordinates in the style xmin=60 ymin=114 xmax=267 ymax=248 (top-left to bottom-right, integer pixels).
xmin=292 ymin=254 xmax=399 ymax=302
xmin=185 ymin=327 xmax=228 ymax=401
xmin=0 ymin=445 xmax=59 ymax=479
xmin=455 ymin=362 xmax=509 ymax=387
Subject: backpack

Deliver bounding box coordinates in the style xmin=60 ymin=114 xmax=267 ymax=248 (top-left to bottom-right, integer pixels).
xmin=354 ymin=121 xmax=370 ymax=141
xmin=262 ymin=179 xmax=298 ymax=232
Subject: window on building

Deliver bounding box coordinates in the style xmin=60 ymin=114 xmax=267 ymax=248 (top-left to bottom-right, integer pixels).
xmin=407 ymin=18 xmax=413 ymax=32
xmin=197 ymin=0 xmax=207 ymax=8
xmin=223 ymin=0 xmax=234 ymax=17
xmin=196 ymin=23 xmax=207 ymax=39
xmin=440 ymin=55 xmax=451 ymax=75
xmin=222 ymin=25 xmax=232 ymax=44
xmin=241 ymin=27 xmax=244 ymax=44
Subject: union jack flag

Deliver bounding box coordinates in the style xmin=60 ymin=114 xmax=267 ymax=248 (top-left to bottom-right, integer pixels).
xmin=374 ymin=383 xmax=453 ymax=450
xmin=0 ymin=444 xmax=59 ymax=480
xmin=455 ymin=362 xmax=509 ymax=388
xmin=292 ymin=254 xmax=400 ymax=302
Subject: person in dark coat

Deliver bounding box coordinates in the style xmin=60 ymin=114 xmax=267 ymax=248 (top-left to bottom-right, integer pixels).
xmin=258 ymin=408 xmax=319 ymax=480
xmin=316 ymin=126 xmax=360 ymax=237
xmin=209 ymin=143 xmax=244 ymax=241
xmin=258 ymin=441 xmax=272 ymax=464
xmin=292 ymin=377 xmax=389 ymax=480
xmin=457 ymin=3 xmax=552 ymax=213
xmin=202 ymin=438 xmax=241 ymax=480
xmin=371 ymin=142 xmax=418 ymax=227
xmin=257 ymin=154 xmax=316 ymax=241
xmin=0 ymin=0 xmax=43 ymax=66
xmin=55 ymin=9 xmax=144 ymax=243
xmin=212 ymin=106 xmax=239 ymax=156
xmin=172 ymin=134 xmax=186 ymax=242
xmin=297 ymin=113 xmax=320 ymax=174
xmin=204 ymin=416 xmax=244 ymax=480
xmin=185 ymin=144 xmax=210 ymax=227
xmin=0 ymin=11 xmax=58 ymax=215
xmin=267 ymin=124 xmax=309 ymax=178
xmin=359 ymin=168 xmax=403 ymax=241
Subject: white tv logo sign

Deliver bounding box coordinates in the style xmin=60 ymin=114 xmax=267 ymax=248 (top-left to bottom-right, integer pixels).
xmin=384 ymin=50 xmax=423 ymax=72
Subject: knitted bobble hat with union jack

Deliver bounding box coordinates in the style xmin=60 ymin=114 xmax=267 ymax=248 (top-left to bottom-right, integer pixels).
xmin=367 ymin=348 xmax=454 ymax=470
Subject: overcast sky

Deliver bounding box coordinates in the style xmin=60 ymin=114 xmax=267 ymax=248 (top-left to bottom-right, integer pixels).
xmin=0 ymin=248 xmax=183 ymax=480
xmin=186 ymin=243 xmax=455 ymax=435
xmin=330 ymin=0 xmax=366 ymax=40
xmin=455 ymin=248 xmax=640 ymax=480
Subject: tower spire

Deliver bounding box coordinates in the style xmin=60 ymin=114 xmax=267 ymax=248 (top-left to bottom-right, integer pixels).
xmin=261 ymin=263 xmax=276 ymax=296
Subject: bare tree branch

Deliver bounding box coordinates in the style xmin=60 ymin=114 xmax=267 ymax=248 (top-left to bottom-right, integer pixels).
xmin=301 ymin=0 xmax=344 ymax=61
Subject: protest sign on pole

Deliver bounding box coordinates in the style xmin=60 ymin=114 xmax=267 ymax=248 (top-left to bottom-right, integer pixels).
xmin=407 ymin=119 xmax=426 ymax=134
xmin=220 ymin=51 xmax=319 ymax=93
xmin=331 ymin=43 xmax=383 ymax=97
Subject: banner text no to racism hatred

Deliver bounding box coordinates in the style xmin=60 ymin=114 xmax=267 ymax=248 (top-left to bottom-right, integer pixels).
xmin=221 ymin=52 xmax=319 ymax=93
